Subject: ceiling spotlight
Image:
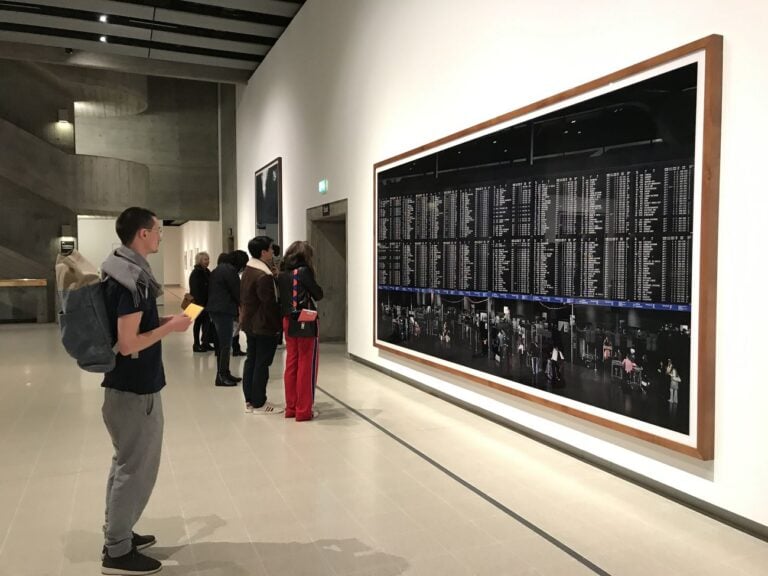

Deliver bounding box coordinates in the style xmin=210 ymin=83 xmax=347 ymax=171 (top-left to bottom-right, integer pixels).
xmin=99 ymin=14 xmax=108 ymax=23
xmin=99 ymin=35 xmax=107 ymax=42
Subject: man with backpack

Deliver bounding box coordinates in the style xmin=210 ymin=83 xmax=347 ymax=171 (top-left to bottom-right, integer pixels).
xmin=99 ymin=207 xmax=191 ymax=575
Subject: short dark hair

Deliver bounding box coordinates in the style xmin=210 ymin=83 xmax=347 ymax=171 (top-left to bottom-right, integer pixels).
xmin=247 ymin=236 xmax=273 ymax=258
xmin=115 ymin=207 xmax=156 ymax=245
xmin=230 ymin=250 xmax=249 ymax=271
xmin=216 ymin=252 xmax=231 ymax=265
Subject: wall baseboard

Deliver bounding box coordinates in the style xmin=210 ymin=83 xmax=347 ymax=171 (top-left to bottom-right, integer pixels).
xmin=349 ymin=353 xmax=768 ymax=543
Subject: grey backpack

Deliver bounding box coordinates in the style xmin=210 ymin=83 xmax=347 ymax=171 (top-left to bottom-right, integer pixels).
xmin=55 ymin=250 xmax=116 ymax=373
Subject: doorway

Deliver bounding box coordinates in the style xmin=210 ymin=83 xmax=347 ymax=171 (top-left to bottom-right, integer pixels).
xmin=307 ymin=199 xmax=347 ymax=346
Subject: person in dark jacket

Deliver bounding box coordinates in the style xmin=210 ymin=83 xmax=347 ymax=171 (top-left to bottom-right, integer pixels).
xmin=277 ymin=241 xmax=323 ymax=421
xmin=207 ymin=252 xmax=241 ymax=386
xmin=240 ymin=236 xmax=283 ymax=414
xmin=189 ymin=251 xmax=214 ymax=352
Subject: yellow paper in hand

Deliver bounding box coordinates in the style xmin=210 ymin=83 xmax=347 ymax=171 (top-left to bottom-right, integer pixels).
xmin=183 ymin=302 xmax=204 ymax=321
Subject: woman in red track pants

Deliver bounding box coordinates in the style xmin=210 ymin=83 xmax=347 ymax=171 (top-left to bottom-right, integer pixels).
xmin=277 ymin=241 xmax=324 ymax=421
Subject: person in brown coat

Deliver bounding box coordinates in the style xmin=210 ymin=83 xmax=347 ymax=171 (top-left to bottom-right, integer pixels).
xmin=239 ymin=236 xmax=284 ymax=414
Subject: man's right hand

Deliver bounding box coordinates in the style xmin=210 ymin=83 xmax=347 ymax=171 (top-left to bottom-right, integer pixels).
xmin=168 ymin=313 xmax=193 ymax=332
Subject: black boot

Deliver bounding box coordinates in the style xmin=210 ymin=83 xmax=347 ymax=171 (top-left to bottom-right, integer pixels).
xmin=215 ymin=374 xmax=238 ymax=387
xmin=227 ymin=372 xmax=242 ymax=383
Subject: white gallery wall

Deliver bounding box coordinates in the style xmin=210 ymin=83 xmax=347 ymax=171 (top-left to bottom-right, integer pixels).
xmin=180 ymin=220 xmax=222 ymax=290
xmin=162 ymin=226 xmax=182 ymax=285
xmin=235 ymin=0 xmax=768 ymax=527
xmin=77 ymin=215 xmax=164 ymax=305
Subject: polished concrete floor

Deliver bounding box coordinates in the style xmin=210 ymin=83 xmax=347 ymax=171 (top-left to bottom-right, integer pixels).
xmin=0 ymin=313 xmax=767 ymax=575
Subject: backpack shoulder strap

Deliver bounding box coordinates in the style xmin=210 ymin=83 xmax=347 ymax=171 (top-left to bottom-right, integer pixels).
xmin=292 ymin=268 xmax=299 ymax=311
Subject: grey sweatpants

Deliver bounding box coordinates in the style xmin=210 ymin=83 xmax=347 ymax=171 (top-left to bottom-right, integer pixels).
xmin=102 ymin=388 xmax=164 ymax=558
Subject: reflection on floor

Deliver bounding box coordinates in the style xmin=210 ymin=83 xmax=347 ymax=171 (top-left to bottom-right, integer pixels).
xmin=0 ymin=320 xmax=765 ymax=575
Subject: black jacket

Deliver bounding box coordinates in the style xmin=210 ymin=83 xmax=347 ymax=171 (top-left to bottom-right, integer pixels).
xmin=277 ymin=263 xmax=323 ymax=337
xmin=188 ymin=265 xmax=210 ymax=306
xmin=206 ymin=262 xmax=240 ymax=316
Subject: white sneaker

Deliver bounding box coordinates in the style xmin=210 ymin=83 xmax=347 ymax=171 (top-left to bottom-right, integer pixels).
xmin=245 ymin=403 xmax=254 ymax=414
xmin=252 ymin=402 xmax=284 ymax=415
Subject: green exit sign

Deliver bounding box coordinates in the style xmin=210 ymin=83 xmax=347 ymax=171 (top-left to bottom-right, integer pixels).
xmin=318 ymin=179 xmax=328 ymax=194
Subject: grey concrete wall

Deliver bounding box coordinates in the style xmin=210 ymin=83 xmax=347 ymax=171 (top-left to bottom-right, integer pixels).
xmin=307 ymin=200 xmax=348 ymax=343
xmin=75 ymin=77 xmax=219 ymax=221
xmin=0 ymin=60 xmax=77 ymax=153
xmin=50 ymin=64 xmax=148 ymax=117
xmin=0 ymin=175 xmax=77 ymax=320
xmin=0 ymin=118 xmax=150 ymax=214
xmin=0 ymin=60 xmax=148 ymax=153
xmin=219 ymin=83 xmax=237 ymax=250
xmin=0 ymin=63 xmax=224 ymax=322
xmin=312 ymin=220 xmax=347 ymax=342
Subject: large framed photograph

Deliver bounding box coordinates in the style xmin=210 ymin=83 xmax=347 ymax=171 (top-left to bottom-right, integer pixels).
xmin=374 ymin=36 xmax=722 ymax=459
xmin=255 ymin=157 xmax=282 ymax=247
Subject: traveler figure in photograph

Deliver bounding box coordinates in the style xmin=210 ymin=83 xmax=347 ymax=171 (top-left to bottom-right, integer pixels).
xmin=240 ymin=236 xmax=284 ymax=414
xmin=278 ymin=240 xmax=324 ymax=421
xmin=529 ymin=339 xmax=541 ymax=379
xmin=189 ymin=251 xmax=214 ymax=353
xmin=439 ymin=320 xmax=452 ymax=348
xmin=99 ymin=207 xmax=192 ymax=575
xmin=547 ymin=343 xmax=565 ymax=388
xmin=666 ymin=359 xmax=681 ymax=404
xmin=207 ymin=252 xmax=241 ymax=386
xmin=622 ymin=353 xmax=636 ymax=383
xmin=602 ymin=336 xmax=613 ymax=370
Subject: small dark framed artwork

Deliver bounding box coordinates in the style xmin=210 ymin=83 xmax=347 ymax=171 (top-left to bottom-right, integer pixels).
xmin=255 ymin=157 xmax=282 ymax=248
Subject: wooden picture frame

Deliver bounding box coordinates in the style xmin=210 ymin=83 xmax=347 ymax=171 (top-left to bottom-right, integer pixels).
xmin=255 ymin=157 xmax=283 ymax=248
xmin=373 ymin=36 xmax=722 ymax=460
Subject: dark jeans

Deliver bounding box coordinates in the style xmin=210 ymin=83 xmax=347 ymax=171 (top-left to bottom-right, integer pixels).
xmin=193 ymin=311 xmax=213 ymax=347
xmin=209 ymin=312 xmax=235 ymax=377
xmin=243 ymin=332 xmax=279 ymax=408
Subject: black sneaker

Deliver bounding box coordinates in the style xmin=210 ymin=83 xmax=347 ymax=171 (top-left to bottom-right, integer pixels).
xmin=102 ymin=533 xmax=156 ymax=559
xmin=101 ymin=547 xmax=161 ymax=575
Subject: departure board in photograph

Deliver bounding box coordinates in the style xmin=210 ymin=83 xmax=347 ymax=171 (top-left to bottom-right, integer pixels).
xmin=374 ymin=45 xmax=723 ymax=457
xmin=378 ymin=161 xmax=693 ymax=308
